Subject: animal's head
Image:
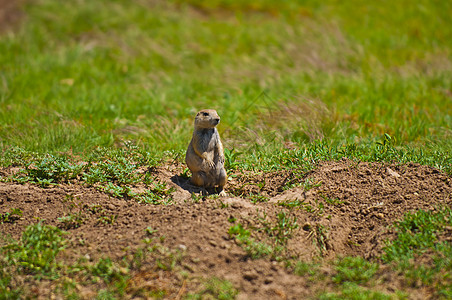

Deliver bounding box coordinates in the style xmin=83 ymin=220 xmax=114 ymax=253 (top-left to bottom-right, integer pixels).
xmin=194 ymin=109 xmax=220 ymax=129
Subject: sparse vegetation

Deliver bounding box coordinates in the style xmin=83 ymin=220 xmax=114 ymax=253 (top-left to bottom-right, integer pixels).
xmin=319 ymin=283 xmax=398 ymax=300
xmin=382 ymin=207 xmax=452 ymax=297
xmin=187 ymin=277 xmax=239 ymax=300
xmin=228 ymin=210 xmax=299 ymax=260
xmin=1 ymin=223 xmax=66 ymax=278
xmin=0 ymin=208 xmax=23 ymax=224
xmin=0 ymin=223 xmax=186 ymax=299
xmin=333 ymin=257 xmax=379 ymax=285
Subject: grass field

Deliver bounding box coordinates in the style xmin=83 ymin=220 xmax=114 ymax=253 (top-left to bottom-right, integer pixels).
xmin=1 ymin=0 xmax=451 ymax=169
xmin=0 ymin=0 xmax=451 ymax=298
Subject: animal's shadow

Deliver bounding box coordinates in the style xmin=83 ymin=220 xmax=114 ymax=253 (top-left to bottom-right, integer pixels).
xmin=170 ymin=175 xmax=224 ymax=196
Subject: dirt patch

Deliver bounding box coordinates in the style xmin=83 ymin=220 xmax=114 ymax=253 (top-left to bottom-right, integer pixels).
xmin=272 ymin=159 xmax=451 ymax=258
xmin=0 ymin=0 xmax=23 ymax=32
xmin=1 ymin=159 xmax=451 ymax=298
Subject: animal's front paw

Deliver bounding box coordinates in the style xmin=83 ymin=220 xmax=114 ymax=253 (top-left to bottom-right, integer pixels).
xmin=205 ymin=159 xmax=215 ymax=169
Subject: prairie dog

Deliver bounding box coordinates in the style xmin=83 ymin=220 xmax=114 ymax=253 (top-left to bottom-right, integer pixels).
xmin=185 ymin=109 xmax=227 ymax=194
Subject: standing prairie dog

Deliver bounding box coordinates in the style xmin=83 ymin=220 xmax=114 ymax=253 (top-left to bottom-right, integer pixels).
xmin=185 ymin=109 xmax=227 ymax=195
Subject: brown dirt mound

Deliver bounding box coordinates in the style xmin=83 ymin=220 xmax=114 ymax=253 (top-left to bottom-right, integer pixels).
xmin=1 ymin=159 xmax=451 ymax=299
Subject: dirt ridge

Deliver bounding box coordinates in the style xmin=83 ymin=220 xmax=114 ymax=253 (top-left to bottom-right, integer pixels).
xmin=1 ymin=159 xmax=451 ymax=298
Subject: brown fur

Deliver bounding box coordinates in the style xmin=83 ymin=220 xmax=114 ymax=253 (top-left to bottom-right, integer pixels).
xmin=185 ymin=109 xmax=227 ymax=194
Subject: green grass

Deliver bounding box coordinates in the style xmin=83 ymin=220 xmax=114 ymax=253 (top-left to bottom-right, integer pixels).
xmin=382 ymin=207 xmax=452 ymax=296
xmin=1 ymin=145 xmax=173 ymax=204
xmin=0 ymin=0 xmax=450 ymax=175
xmin=0 ymin=208 xmax=23 ymax=224
xmin=187 ymin=277 xmax=239 ymax=300
xmin=333 ymin=257 xmax=379 ymax=285
xmin=319 ymin=283 xmax=398 ymax=300
xmin=228 ymin=210 xmax=299 ymax=259
xmin=1 ymin=222 xmax=67 ymax=279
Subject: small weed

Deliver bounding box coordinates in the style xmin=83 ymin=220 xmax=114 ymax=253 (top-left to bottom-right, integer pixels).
xmin=88 ymin=258 xmax=125 ymax=283
xmin=72 ymin=257 xmax=130 ymax=298
xmin=322 ymin=195 xmax=345 ymax=206
xmin=292 ymin=260 xmax=320 ymax=277
xmin=278 ymin=199 xmax=304 ymax=208
xmin=315 ymin=199 xmax=325 ymax=215
xmin=145 ymin=226 xmax=158 ymax=236
xmin=333 ymin=256 xmax=379 ymax=284
xmin=258 ymin=210 xmax=299 ymax=246
xmin=58 ymin=195 xmax=86 ymax=229
xmin=228 ymin=224 xmax=251 ymax=240
xmin=278 ymin=199 xmax=315 ymax=213
xmin=97 ymin=214 xmax=117 ymax=225
xmin=96 ymin=289 xmax=117 ymax=300
xmin=100 ymin=182 xmax=130 ymax=198
xmin=179 ymin=168 xmax=191 ymax=180
xmin=281 ymin=169 xmax=307 ymax=191
xmin=57 ymin=277 xmax=79 ymax=300
xmin=87 ymin=204 xmax=104 ymax=214
xmin=155 ymin=246 xmax=184 ymax=271
xmin=229 ymin=211 xmax=298 ymax=260
xmin=12 ymin=155 xmax=83 ymax=187
xmin=131 ymin=181 xmax=174 ymax=204
xmin=319 ymin=282 xmax=395 ymax=300
xmin=1 ymin=223 xmax=66 ymax=278
xmin=0 ymin=208 xmax=23 ymax=224
xmin=228 ymin=223 xmax=273 ymax=259
xmin=216 ymin=198 xmax=229 ymax=208
xmin=191 ymin=192 xmax=205 ymax=203
xmin=36 ymin=178 xmax=55 ymax=187
xmin=84 ymin=156 xmax=140 ymax=185
xmin=308 ymin=224 xmax=329 ymax=257
xmin=248 ymin=192 xmax=269 ymax=203
xmin=224 ymin=148 xmax=242 ymax=171
xmin=303 ymin=178 xmax=322 ymax=191
xmin=58 ymin=213 xmax=85 ymax=229
xmin=135 ymin=189 xmax=172 ymax=205
xmin=245 ymin=241 xmax=275 ymax=259
xmin=187 ymin=277 xmax=238 ymax=300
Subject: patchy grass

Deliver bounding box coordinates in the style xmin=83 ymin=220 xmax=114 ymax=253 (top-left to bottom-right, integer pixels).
xmin=187 ymin=277 xmax=239 ymax=300
xmin=332 ymin=257 xmax=379 ymax=285
xmin=382 ymin=207 xmax=452 ymax=297
xmin=1 ymin=223 xmax=67 ymax=280
xmin=228 ymin=205 xmax=451 ymax=298
xmin=0 ymin=223 xmax=186 ymax=299
xmin=0 ymin=208 xmax=23 ymax=224
xmin=1 ymin=145 xmax=173 ymax=204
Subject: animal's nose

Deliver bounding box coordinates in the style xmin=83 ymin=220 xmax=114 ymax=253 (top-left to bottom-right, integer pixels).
xmin=214 ymin=118 xmax=220 ymax=124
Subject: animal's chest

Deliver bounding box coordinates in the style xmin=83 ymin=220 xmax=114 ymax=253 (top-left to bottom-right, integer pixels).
xmin=198 ymin=130 xmax=217 ymax=152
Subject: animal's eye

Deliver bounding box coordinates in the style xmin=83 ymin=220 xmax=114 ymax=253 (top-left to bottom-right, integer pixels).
xmin=202 ymin=112 xmax=209 ymax=116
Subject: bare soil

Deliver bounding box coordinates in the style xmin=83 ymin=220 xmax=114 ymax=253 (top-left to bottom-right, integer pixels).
xmin=1 ymin=158 xmax=451 ymax=299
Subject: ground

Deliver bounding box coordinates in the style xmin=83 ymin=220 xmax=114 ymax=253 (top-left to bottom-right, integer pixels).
xmin=1 ymin=159 xmax=451 ymax=299
xmin=0 ymin=1 xmax=450 ymax=298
